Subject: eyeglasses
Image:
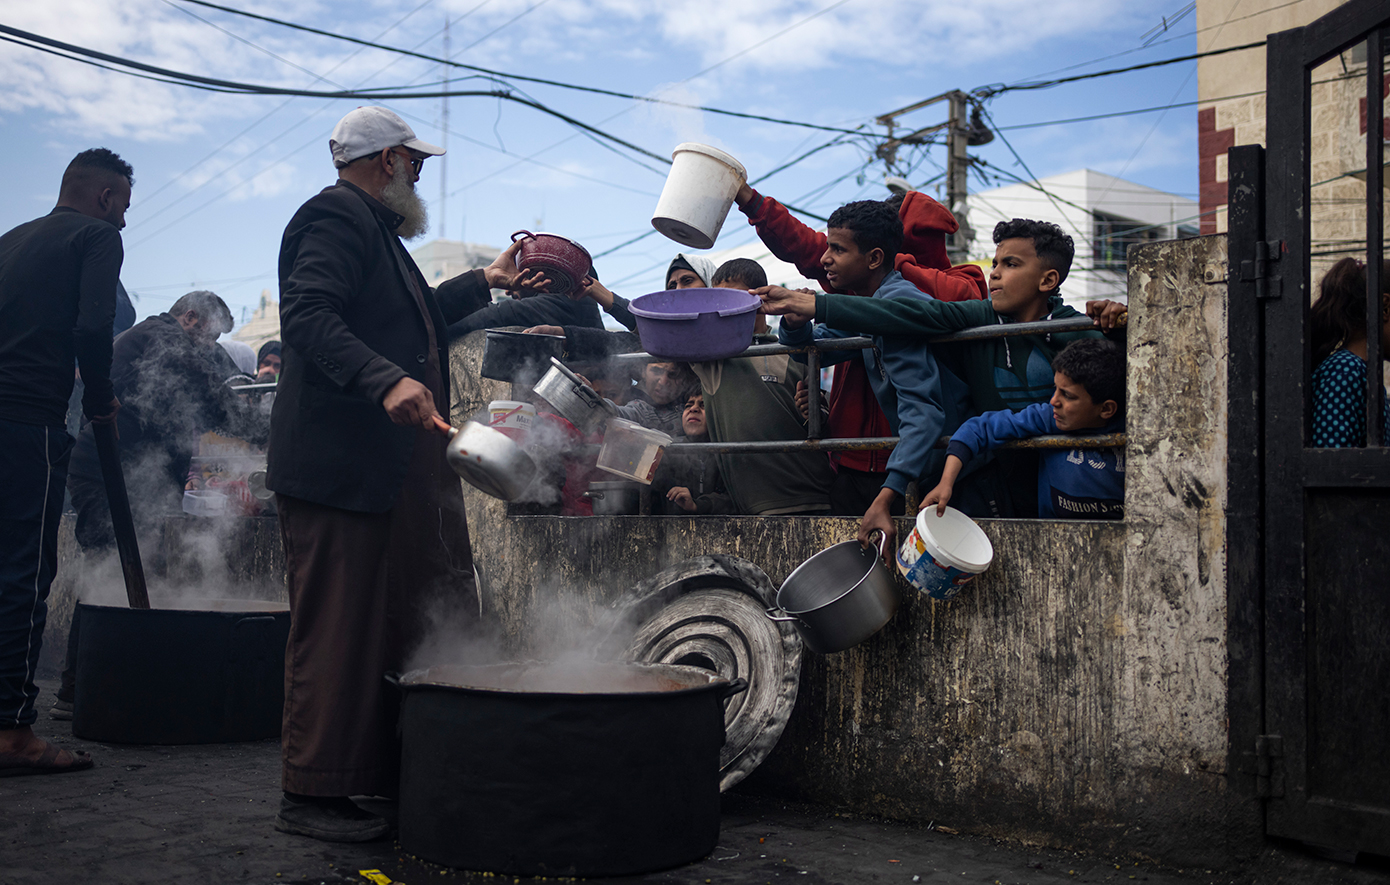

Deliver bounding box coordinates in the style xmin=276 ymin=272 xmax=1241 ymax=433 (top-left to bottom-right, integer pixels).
xmin=390 ymin=148 xmax=424 ymax=174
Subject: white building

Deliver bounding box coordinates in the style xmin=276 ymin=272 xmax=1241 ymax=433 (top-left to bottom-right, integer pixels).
xmin=965 ymin=169 xmax=1200 ymax=306
xmin=410 ymin=238 xmax=504 ymax=300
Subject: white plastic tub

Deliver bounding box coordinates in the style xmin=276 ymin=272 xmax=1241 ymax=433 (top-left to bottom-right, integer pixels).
xmin=596 ymin=418 xmax=672 ymax=485
xmin=895 ymin=506 xmax=994 ymax=601
xmin=651 ymin=143 xmax=747 ymax=250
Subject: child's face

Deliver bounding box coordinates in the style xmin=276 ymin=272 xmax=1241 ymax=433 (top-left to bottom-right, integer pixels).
xmin=989 ymin=238 xmax=1060 ymax=319
xmin=714 ymin=278 xmax=769 ymax=334
xmin=682 ymin=394 xmax=707 ymax=437
xmin=666 ymin=267 xmax=705 ymax=289
xmin=1049 ymin=371 xmax=1117 ymax=432
xmin=642 ymin=362 xmax=683 ymax=405
xmin=821 ymin=228 xmax=883 ymax=293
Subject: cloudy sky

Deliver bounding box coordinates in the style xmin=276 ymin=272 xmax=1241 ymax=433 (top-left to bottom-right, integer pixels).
xmin=1 ymin=0 xmax=1219 ymax=327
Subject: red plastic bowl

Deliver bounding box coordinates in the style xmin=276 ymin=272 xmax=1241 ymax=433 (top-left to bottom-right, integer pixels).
xmin=511 ymin=230 xmax=592 ymax=296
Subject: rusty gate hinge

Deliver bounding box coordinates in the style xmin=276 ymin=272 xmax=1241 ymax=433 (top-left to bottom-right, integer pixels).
xmin=1239 ymin=240 xmax=1283 ymax=299
xmin=1255 ymin=734 xmax=1285 ymax=798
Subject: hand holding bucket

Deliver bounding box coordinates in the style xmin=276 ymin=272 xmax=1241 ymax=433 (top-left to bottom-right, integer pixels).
xmin=895 ymin=506 xmax=994 ymax=601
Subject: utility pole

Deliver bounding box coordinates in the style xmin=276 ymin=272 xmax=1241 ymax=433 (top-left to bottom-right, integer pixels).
xmin=439 ymin=18 xmax=449 ymax=241
xmin=876 ymin=89 xmax=989 ymax=265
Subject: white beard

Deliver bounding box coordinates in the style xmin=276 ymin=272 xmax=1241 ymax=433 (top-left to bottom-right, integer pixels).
xmin=380 ymin=156 xmax=429 ymax=240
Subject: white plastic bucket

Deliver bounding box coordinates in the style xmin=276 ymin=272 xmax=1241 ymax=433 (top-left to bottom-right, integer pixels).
xmin=596 ymin=418 xmax=671 ymax=485
xmin=651 ymin=143 xmax=748 ymax=250
xmin=895 ymin=506 xmax=994 ymax=600
xmin=487 ymin=400 xmax=536 ymax=442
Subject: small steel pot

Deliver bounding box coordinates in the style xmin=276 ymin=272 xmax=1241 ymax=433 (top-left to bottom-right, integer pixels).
xmin=765 ymin=531 xmax=899 ymax=654
xmin=438 ymin=419 xmax=538 ymax=501
xmin=532 ymin=357 xmax=617 ymax=434
xmin=480 ymin=329 xmax=567 ymax=382
xmin=582 ymin=480 xmax=645 ymax=515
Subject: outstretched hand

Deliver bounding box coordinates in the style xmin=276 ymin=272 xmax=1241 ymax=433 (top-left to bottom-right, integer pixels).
xmin=754 ymin=285 xmax=817 ymax=327
xmin=1085 ymin=299 xmax=1128 ymax=331
xmin=576 ymin=275 xmax=616 ymax=308
xmin=920 ymin=479 xmax=954 ymax=517
xmin=485 ymin=240 xmax=553 ymax=293
xmin=858 ymin=488 xmax=900 ymax=566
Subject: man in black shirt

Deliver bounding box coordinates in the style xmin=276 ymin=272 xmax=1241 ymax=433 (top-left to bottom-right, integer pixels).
xmin=0 ymin=147 xmax=132 ymax=776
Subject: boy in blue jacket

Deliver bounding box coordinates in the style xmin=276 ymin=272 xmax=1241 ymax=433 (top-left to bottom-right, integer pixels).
xmin=922 ymin=338 xmax=1125 ymax=520
xmin=772 ymin=200 xmax=948 ymax=551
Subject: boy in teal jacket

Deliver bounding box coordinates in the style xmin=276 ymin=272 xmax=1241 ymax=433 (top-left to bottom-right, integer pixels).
xmin=759 ymin=218 xmax=1103 ymax=517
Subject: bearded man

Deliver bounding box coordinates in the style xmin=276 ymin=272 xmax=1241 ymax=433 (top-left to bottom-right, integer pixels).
xmin=267 ymin=107 xmax=541 ymax=841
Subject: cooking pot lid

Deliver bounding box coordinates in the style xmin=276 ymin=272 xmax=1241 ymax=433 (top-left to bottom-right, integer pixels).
xmin=598 ymin=554 xmax=801 ymax=792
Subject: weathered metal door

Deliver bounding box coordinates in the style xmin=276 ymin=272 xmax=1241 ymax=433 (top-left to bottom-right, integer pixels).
xmin=1228 ymin=0 xmax=1390 ymax=857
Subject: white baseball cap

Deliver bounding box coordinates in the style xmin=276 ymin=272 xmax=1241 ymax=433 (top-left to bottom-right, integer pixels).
xmin=329 ymin=106 xmax=445 ymax=169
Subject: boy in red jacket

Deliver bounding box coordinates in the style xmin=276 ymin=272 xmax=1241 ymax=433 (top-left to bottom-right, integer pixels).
xmin=733 ymin=183 xmax=985 ymax=514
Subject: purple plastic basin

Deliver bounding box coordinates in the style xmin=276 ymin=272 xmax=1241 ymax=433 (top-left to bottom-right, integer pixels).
xmin=629 ymin=288 xmax=760 ymax=361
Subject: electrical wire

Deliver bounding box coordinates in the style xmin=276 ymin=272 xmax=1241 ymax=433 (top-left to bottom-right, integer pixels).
xmin=972 ymin=39 xmax=1266 ymax=99
xmin=996 ymin=90 xmax=1265 ymax=131
xmin=168 ymin=0 xmax=865 ymax=136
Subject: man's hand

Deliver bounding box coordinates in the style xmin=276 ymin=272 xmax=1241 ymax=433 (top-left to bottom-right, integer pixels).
xmin=858 ymin=488 xmax=901 ymax=565
xmin=88 ymin=397 xmax=121 ymax=437
xmin=734 ymin=182 xmax=756 ymax=210
xmin=754 ymin=285 xmax=817 ymax=328
xmin=382 ymin=377 xmax=441 ymax=429
xmin=523 ymin=325 xmax=565 ymax=337
xmin=666 ymin=486 xmax=697 ymax=512
xmin=1085 ymin=299 xmax=1128 ymax=331
xmin=483 ymin=240 xmax=553 ymax=293
xmin=794 ymin=380 xmax=810 ymax=420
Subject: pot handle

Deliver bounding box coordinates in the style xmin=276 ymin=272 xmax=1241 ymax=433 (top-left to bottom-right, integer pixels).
xmin=764 ymin=607 xmax=800 ymax=623
xmin=720 ymin=677 xmax=749 ymax=700
xmin=581 ymin=491 xmax=603 ymax=499
xmin=510 ymin=229 xmax=535 ymax=243
xmin=383 ymin=672 xmax=402 ymax=689
xmin=867 ymin=528 xmax=891 ymax=561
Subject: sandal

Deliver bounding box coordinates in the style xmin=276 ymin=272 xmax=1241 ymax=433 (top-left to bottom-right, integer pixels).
xmin=0 ymin=740 xmax=94 ymax=777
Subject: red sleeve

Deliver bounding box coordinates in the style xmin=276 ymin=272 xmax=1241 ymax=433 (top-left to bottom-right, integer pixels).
xmin=740 ymin=189 xmax=838 ymax=292
xmin=894 ymin=255 xmax=988 ymax=302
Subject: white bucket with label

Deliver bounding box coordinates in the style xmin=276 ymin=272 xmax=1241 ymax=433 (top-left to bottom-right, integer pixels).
xmin=650 ymin=143 xmax=747 ymax=250
xmin=896 ymin=506 xmax=994 ymax=601
xmin=487 ymin=400 xmax=536 ymax=442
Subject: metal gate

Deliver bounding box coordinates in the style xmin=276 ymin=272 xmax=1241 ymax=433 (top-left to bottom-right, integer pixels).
xmin=1227 ymin=0 xmax=1390 ymax=857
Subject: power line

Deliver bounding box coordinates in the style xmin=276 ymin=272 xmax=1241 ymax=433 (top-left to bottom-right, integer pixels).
xmin=0 ymin=24 xmax=675 ymax=167
xmin=972 ymin=39 xmax=1266 ymax=99
xmin=168 ymin=0 xmax=865 ymax=136
xmin=997 ymin=90 xmax=1265 ymax=131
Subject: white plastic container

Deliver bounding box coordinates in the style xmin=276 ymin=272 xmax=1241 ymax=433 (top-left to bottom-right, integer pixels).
xmin=596 ymin=418 xmax=672 ymax=485
xmin=895 ymin=506 xmax=994 ymax=601
xmin=487 ymin=400 xmax=537 ymax=442
xmin=182 ymin=490 xmax=230 ymax=517
xmin=651 ymin=143 xmax=748 ymax=250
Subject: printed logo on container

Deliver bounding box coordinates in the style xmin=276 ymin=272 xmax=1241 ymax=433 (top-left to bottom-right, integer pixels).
xmin=895 ymin=527 xmax=978 ymax=600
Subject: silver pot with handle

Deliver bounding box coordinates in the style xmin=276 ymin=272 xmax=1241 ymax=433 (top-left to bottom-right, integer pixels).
xmin=532 ymin=356 xmax=618 ymax=434
xmin=582 ymin=480 xmax=645 ymax=515
xmin=434 ymin=417 xmax=538 ymax=502
xmin=765 ymin=531 xmax=899 ymax=654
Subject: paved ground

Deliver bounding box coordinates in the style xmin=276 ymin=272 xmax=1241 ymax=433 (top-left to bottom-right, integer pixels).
xmin=2 ymin=677 xmax=1387 ymax=885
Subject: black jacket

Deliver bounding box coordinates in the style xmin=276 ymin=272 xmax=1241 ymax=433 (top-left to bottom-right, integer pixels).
xmin=0 ymin=207 xmax=120 ymax=427
xmin=267 ymin=181 xmax=492 ymax=512
xmin=68 ymin=313 xmax=268 ymax=488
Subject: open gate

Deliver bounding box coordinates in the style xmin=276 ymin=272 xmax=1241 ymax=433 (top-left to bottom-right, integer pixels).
xmin=1227 ymin=0 xmax=1390 ymax=857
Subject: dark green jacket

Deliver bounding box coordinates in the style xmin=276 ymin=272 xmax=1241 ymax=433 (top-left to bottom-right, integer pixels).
xmin=815 ymin=292 xmax=1101 ymax=417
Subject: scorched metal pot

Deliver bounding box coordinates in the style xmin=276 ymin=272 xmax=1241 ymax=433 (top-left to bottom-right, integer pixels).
xmin=391 ymin=662 xmax=746 ymax=877
xmin=72 ymin=600 xmax=290 ymax=744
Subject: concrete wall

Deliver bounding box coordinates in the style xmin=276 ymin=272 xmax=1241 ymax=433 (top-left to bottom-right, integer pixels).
xmin=45 ymin=235 xmax=1252 ymax=866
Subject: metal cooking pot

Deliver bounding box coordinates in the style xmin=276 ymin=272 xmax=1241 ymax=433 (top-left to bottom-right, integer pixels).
xmin=765 ymin=531 xmax=899 ymax=654
xmin=511 ymin=230 xmax=593 ymax=296
xmin=73 ymin=600 xmax=290 ymax=744
xmin=531 ymin=356 xmax=617 ymax=434
xmin=583 ymin=480 xmax=645 ymax=515
xmin=480 ymin=329 xmax=567 ymax=382
xmin=391 ymin=662 xmax=746 ymax=877
xmin=436 ymin=418 xmax=538 ymax=501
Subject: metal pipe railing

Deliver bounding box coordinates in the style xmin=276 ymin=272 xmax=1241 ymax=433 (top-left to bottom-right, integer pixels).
xmin=663 ymin=433 xmax=1125 ymax=455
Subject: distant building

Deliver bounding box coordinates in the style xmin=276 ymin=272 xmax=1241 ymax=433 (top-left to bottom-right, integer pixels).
xmin=969 ymin=169 xmax=1200 ymax=305
xmin=231 ymin=289 xmax=281 ymax=352
xmin=410 ymin=238 xmax=505 ymax=301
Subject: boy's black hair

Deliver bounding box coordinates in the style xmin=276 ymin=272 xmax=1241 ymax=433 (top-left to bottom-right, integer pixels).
xmin=993 ymin=218 xmax=1074 ymax=286
xmin=61 ymin=148 xmax=135 ymax=192
xmin=827 ymin=200 xmax=903 ymax=261
xmin=712 ymin=258 xmax=768 ymax=290
xmin=1052 ymin=338 xmax=1125 ymax=409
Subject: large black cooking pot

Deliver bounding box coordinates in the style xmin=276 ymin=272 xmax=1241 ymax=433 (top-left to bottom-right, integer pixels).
xmin=73 ymin=600 xmax=290 ymax=744
xmin=479 ymin=328 xmax=567 ymax=382
xmin=393 ymin=662 xmax=745 ymax=877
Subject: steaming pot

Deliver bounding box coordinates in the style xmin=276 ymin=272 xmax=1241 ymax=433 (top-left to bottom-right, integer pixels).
xmin=72 ymin=600 xmax=290 ymax=744
xmin=438 ymin=418 xmax=538 ymax=501
xmin=391 ymin=662 xmax=745 ymax=877
xmin=531 ymin=356 xmax=618 ymax=434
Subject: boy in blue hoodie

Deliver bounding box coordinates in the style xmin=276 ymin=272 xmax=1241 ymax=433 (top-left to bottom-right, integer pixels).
xmin=770 ymin=200 xmax=947 ymax=552
xmin=922 ymin=338 xmax=1125 ymax=520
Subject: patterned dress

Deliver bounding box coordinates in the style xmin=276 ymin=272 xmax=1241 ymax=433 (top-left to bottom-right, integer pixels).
xmin=1311 ymin=348 xmax=1390 ymax=447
